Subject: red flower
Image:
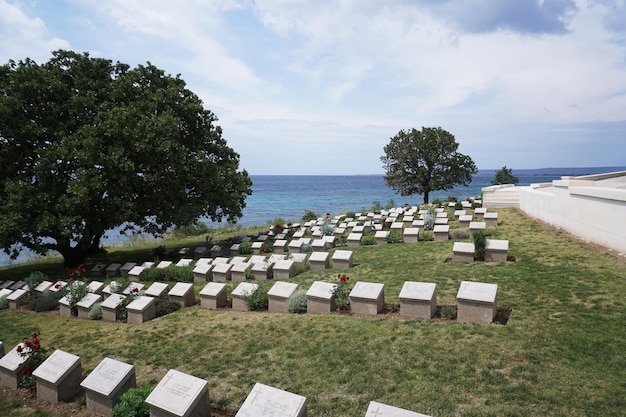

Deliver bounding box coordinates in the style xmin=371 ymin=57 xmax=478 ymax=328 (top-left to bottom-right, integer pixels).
xmin=54 ymin=284 xmax=60 ymax=289
xmin=78 ymin=263 xmax=85 ymax=270
xmin=16 ymin=345 xmax=22 ymax=353
xmin=517 ymin=357 xmax=524 ymax=362
xmin=68 ymin=268 xmax=75 ymax=275
xmin=132 ymin=287 xmax=138 ymax=293
xmin=21 ymin=366 xmax=33 ymax=376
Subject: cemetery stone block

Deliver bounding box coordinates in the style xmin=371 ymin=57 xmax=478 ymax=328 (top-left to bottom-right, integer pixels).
xmin=168 ymin=283 xmax=196 ymax=307
xmin=76 ymin=293 xmax=103 ymax=319
xmin=101 ymin=294 xmax=125 ymax=322
xmin=306 ymin=281 xmax=337 ymax=314
xmin=199 ymin=283 xmax=227 ymax=309
xmin=365 ymin=401 xmax=432 ymax=417
xmin=349 ymin=282 xmax=385 ymax=315
xmin=433 ymin=225 xmax=449 ymax=241
xmin=308 ymin=252 xmax=330 ymax=270
xmin=81 ymin=357 xmax=136 ymax=417
xmin=452 ymin=242 xmax=475 ymax=262
xmin=32 ymin=349 xmax=82 ymax=403
xmin=332 ymin=250 xmax=353 ymax=268
xmin=0 ymin=343 xmax=28 ymax=388
xmin=235 ymin=382 xmax=307 ymax=417
xmin=145 ymin=369 xmax=210 ymax=417
xmin=485 ymin=239 xmax=509 ymax=262
xmin=232 ymin=282 xmax=259 ymax=312
xmin=399 ymin=282 xmax=437 ymax=319
xmin=211 ymin=263 xmax=233 ymax=282
xmin=268 ymin=281 xmax=299 ymax=313
xmin=456 ymin=281 xmax=498 ymax=324
xmin=126 ymin=296 xmax=157 ymax=324
xmin=403 ymin=228 xmax=419 ymax=243
xmin=273 ymin=259 xmax=296 ymax=279
xmin=7 ymin=289 xmax=27 ymax=310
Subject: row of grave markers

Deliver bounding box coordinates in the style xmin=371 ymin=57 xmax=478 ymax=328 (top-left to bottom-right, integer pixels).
xmin=0 ymin=346 xmax=433 ymax=417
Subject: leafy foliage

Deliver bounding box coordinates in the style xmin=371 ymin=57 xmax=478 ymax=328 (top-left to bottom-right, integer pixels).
xmin=0 ymin=295 xmax=7 ymax=310
xmin=473 ymin=230 xmax=486 ymax=261
xmin=0 ymin=50 xmax=252 ymax=267
xmin=17 ymin=332 xmax=53 ymax=390
xmin=239 ymin=241 xmax=252 ymax=254
xmin=242 ymin=284 xmax=269 ymax=311
xmin=24 ymin=271 xmax=47 ymax=295
xmin=28 ymin=291 xmax=64 ymax=312
xmin=386 ymin=231 xmax=404 ymax=244
xmin=381 ymin=127 xmax=477 ymax=203
xmin=287 ymin=289 xmax=308 ymax=314
xmin=332 ymin=274 xmax=351 ymax=311
xmin=155 ymin=299 xmax=182 ymax=317
xmin=139 ymin=265 xmax=194 ymax=282
xmin=301 ymin=209 xmax=320 ymax=222
xmin=88 ymin=302 xmax=102 ymax=320
xmin=360 ymin=235 xmax=377 ymax=246
xmin=492 ymin=166 xmax=519 ymax=185
xmin=112 ymin=385 xmax=154 ymax=417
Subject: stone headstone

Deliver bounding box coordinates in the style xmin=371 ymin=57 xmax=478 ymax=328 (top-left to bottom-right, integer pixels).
xmin=473 ymin=207 xmax=486 ymax=219
xmin=58 ymin=296 xmax=72 ymax=318
xmin=212 ymin=262 xmax=233 ymax=282
xmin=484 ymin=212 xmax=498 ymax=227
xmin=10 ymin=280 xmax=27 ymax=290
xmin=458 ymin=214 xmax=473 ymax=229
xmin=306 ymin=281 xmax=336 ymax=314
xmin=168 ymin=283 xmax=195 ymax=307
xmin=120 ymin=263 xmax=137 ymax=277
xmin=81 ymin=357 xmax=136 ymax=417
xmin=32 ymin=349 xmax=82 ymax=403
xmin=101 ymin=294 xmax=125 ymax=322
xmin=365 ymin=401 xmax=432 ymax=417
xmin=232 ymin=282 xmax=259 ymax=311
xmin=248 ymin=255 xmax=266 ymax=264
xmin=126 ymin=296 xmax=157 ymax=324
xmin=231 ymin=262 xmax=252 ymax=281
xmin=331 ymin=250 xmax=353 ymax=269
xmin=403 ymin=227 xmax=419 ymax=243
xmin=452 ymin=242 xmax=475 ymax=262
xmin=176 ymin=258 xmax=194 ymax=267
xmin=349 ymin=282 xmax=385 ymax=315
xmin=433 ymin=225 xmax=449 ymax=241
xmin=273 ymin=260 xmax=295 ymax=279
xmin=0 ymin=288 xmax=12 ymax=299
xmin=145 ymin=282 xmax=169 ymax=298
xmin=105 ymin=263 xmax=121 ymax=277
xmin=87 ymin=281 xmax=105 ymax=295
xmin=35 ymin=280 xmax=54 ymax=293
xmin=76 ymin=293 xmax=103 ymax=319
xmin=50 ymin=281 xmax=67 ymax=292
xmin=90 ymin=263 xmax=107 ymax=277
xmin=193 ymin=263 xmax=214 ymax=282
xmin=267 ymin=282 xmax=299 ymax=313
xmin=399 ymin=282 xmax=437 ymax=319
xmin=122 ymin=282 xmax=144 ymax=295
xmin=456 ymin=281 xmax=498 ymax=324
xmin=346 ymin=233 xmax=362 ymax=247
xmin=7 ymin=289 xmax=27 ymax=310
xmin=145 ymin=369 xmax=210 ymax=417
xmin=0 ymin=343 xmax=28 ymax=388
xmin=157 ymin=261 xmax=173 ymax=269
xmin=251 ymin=262 xmax=270 ymax=280
xmin=236 ymin=382 xmax=307 ymax=417
xmin=308 ymin=251 xmax=330 ymax=270
xmin=485 ymin=239 xmax=509 ymax=262
xmin=199 ymin=283 xmax=227 ymax=309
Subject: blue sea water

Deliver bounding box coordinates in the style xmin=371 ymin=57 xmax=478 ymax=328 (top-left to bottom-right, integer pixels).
xmin=1 ymin=167 xmax=624 ymax=267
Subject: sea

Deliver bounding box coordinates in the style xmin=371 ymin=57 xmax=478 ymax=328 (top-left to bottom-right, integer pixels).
xmin=1 ymin=167 xmax=624 ymax=267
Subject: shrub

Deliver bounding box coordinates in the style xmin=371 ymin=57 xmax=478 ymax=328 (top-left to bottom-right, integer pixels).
xmin=294 ymin=261 xmax=309 ymax=276
xmin=89 ymin=302 xmax=102 ymax=320
xmin=242 ymin=284 xmax=269 ymax=311
xmin=360 ymin=235 xmax=377 ymax=246
xmin=63 ymin=280 xmax=89 ymax=311
xmin=420 ymin=231 xmax=434 ymax=241
xmin=455 ymin=201 xmax=463 ymax=210
xmin=387 ymin=231 xmax=404 ymax=244
xmin=171 ymin=221 xmax=211 ymax=238
xmin=345 ymin=211 xmax=356 ymax=219
xmin=450 ymin=229 xmax=470 ymax=240
xmin=17 ymin=332 xmax=53 ymax=390
xmin=332 ymin=274 xmax=351 ymax=311
xmin=156 ymin=299 xmax=182 ymax=317
xmin=28 ymin=292 xmax=63 ymax=312
xmin=473 ymin=229 xmax=486 ymax=261
xmin=112 ymin=385 xmax=154 ymax=417
xmin=287 ymin=289 xmax=308 ymax=313
xmin=423 ymin=214 xmax=436 ymax=231
xmin=24 ymin=271 xmax=47 ymax=295
xmin=261 ymin=240 xmax=274 ymax=254
xmin=140 ymin=265 xmax=194 ymax=282
xmin=239 ymin=241 xmax=253 ymax=254
xmin=321 ymin=216 xmax=334 ymax=236
xmin=301 ymin=209 xmax=320 ymax=222
xmin=438 ymin=305 xmax=458 ymax=320
xmin=0 ymin=295 xmax=7 ymax=310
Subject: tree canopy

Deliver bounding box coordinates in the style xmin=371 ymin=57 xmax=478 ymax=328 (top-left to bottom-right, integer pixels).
xmin=491 ymin=166 xmax=519 ymax=185
xmin=0 ymin=50 xmax=252 ymax=267
xmin=381 ymin=127 xmax=477 ymax=204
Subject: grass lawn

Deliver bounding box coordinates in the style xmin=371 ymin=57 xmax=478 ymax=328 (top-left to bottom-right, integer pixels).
xmin=1 ymin=208 xmax=625 ymax=416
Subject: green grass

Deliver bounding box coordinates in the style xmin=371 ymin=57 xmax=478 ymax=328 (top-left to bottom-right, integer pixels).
xmin=1 ymin=208 xmax=626 ymax=416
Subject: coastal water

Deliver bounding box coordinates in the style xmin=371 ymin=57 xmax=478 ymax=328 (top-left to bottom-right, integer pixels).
xmin=1 ymin=167 xmax=623 ymax=267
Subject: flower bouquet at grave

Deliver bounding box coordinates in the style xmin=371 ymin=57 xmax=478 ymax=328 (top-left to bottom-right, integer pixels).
xmin=17 ymin=331 xmax=53 ymax=389
xmin=63 ymin=264 xmax=89 ymax=315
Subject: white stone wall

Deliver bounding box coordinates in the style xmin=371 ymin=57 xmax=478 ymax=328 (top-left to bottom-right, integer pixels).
xmin=492 ymin=172 xmax=626 ymax=255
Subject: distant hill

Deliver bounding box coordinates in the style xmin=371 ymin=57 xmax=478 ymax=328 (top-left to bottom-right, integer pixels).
xmin=476 ymin=167 xmax=626 ymax=177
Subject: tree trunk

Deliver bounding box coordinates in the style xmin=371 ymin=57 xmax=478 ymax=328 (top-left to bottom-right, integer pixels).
xmin=423 ymin=190 xmax=430 ymax=204
xmin=56 ymin=234 xmax=103 ymax=268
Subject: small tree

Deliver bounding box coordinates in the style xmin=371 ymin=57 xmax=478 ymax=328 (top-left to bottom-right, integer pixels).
xmin=492 ymin=166 xmax=519 ymax=185
xmin=381 ymin=127 xmax=477 ymax=203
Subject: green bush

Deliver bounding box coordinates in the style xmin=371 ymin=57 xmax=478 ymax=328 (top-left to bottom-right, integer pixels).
xmin=293 ymin=261 xmax=309 ymax=276
xmin=420 ymin=231 xmax=434 ymax=241
xmin=112 ymin=385 xmax=154 ymax=417
xmin=455 ymin=201 xmax=463 ymax=210
xmin=28 ymin=292 xmax=63 ymax=312
xmin=140 ymin=265 xmax=194 ymax=282
xmin=473 ymin=229 xmax=486 ymax=261
xmin=301 ymin=209 xmax=320 ymax=222
xmin=450 ymin=229 xmax=470 ymax=240
xmin=170 ymin=221 xmax=211 ymax=238
xmin=344 ymin=211 xmax=356 ymax=219
xmin=287 ymin=289 xmax=308 ymax=313
xmin=24 ymin=271 xmax=47 ymax=295
xmin=89 ymin=302 xmax=102 ymax=320
xmin=261 ymin=240 xmax=274 ymax=254
xmin=239 ymin=241 xmax=253 ymax=254
xmin=242 ymin=284 xmax=269 ymax=311
xmin=387 ymin=231 xmax=404 ymax=244
xmin=360 ymin=235 xmax=377 ymax=246
xmin=0 ymin=295 xmax=8 ymax=310
xmin=156 ymin=299 xmax=182 ymax=317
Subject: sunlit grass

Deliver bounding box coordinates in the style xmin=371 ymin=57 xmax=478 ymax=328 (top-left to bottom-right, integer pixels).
xmin=1 ymin=208 xmax=626 ymax=416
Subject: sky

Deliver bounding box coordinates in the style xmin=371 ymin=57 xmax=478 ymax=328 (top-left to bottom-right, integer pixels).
xmin=1 ymin=0 xmax=625 ymax=175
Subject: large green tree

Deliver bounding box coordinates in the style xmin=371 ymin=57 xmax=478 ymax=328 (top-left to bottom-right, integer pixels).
xmin=491 ymin=165 xmax=519 ymax=185
xmin=0 ymin=50 xmax=252 ymax=267
xmin=381 ymin=127 xmax=477 ymax=204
